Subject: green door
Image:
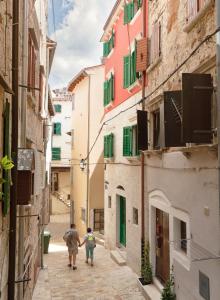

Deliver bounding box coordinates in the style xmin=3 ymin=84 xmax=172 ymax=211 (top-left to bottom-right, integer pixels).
xmin=119 ymin=196 xmax=126 ymax=246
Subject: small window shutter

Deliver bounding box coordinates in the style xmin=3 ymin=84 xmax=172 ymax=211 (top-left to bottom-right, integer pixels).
xmin=3 ymin=101 xmax=10 ymax=216
xmin=137 ymin=110 xmax=148 ymax=151
xmin=124 ymin=56 xmax=130 ymax=88
xmin=111 ymin=73 xmax=114 ymax=101
xmin=123 ymin=127 xmax=132 ymax=156
xmin=103 ymin=42 xmax=108 ymax=57
xmin=136 ymin=38 xmax=148 ymax=72
xmin=57 ymin=123 xmax=61 ymax=135
xmin=130 ymin=1 xmax=134 ymax=21
xmin=124 ymin=4 xmax=128 ymax=24
xmin=138 ymin=0 xmax=142 ymax=8
xmin=131 ymin=45 xmax=136 ymax=84
xmin=103 ymin=81 xmax=108 ymax=106
xmin=109 ymin=133 xmax=114 ymax=157
xmin=182 ymin=73 xmax=213 ymax=144
xmin=164 ymin=91 xmax=183 ymax=147
xmin=187 ymin=0 xmax=198 ymax=22
xmin=104 ymin=136 xmax=107 ymax=157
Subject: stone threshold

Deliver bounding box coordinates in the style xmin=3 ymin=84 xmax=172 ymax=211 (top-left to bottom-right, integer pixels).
xmin=137 ymin=278 xmax=161 ymax=300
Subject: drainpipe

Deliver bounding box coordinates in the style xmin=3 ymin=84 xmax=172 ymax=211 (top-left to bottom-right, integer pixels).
xmin=8 ymin=0 xmax=19 ymax=299
xmin=17 ymin=1 xmax=28 ymax=298
xmin=216 ymin=0 xmax=220 ymax=250
xmin=141 ymin=0 xmax=147 ymax=254
xmin=86 ymin=73 xmax=91 ymax=228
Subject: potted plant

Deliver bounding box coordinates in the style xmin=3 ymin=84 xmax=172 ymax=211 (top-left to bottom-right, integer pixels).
xmin=139 ymin=241 xmax=153 ymax=285
xmin=161 ymin=268 xmax=176 ymax=300
xmin=0 ymin=156 xmax=14 ymax=208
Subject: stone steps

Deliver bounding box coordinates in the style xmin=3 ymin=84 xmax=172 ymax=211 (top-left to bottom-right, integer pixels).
xmin=110 ymin=250 xmax=126 ymax=266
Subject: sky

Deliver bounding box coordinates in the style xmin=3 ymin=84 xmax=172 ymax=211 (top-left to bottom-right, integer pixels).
xmin=48 ymin=0 xmax=115 ymax=89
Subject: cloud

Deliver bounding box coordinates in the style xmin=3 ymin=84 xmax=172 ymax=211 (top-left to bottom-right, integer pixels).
xmin=49 ymin=0 xmax=115 ymax=89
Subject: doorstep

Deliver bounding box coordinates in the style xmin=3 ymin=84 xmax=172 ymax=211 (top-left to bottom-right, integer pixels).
xmin=110 ymin=250 xmax=126 ymax=266
xmin=93 ymin=232 xmax=105 ymax=246
xmin=137 ymin=279 xmax=161 ymax=300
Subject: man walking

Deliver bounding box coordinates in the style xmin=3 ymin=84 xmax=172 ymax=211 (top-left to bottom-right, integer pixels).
xmin=63 ymin=224 xmax=80 ymax=270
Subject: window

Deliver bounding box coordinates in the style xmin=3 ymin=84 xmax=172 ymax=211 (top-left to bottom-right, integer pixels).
xmin=104 ymin=133 xmax=114 ymax=158
xmin=123 ymin=125 xmax=138 ymax=156
xmin=150 ymin=21 xmax=161 ymax=65
xmin=81 ymin=208 xmax=86 ymax=222
xmin=108 ymin=196 xmax=112 ymax=208
xmin=133 ymin=207 xmax=138 ymax=225
xmin=124 ymin=0 xmax=142 ymax=24
xmin=103 ymin=73 xmax=114 ymax=106
xmin=174 ymin=217 xmax=187 ymax=254
xmin=53 ymin=123 xmax=61 ymax=135
xmin=52 ymin=147 xmax=61 ymax=160
xmin=28 ymin=33 xmax=36 ymax=96
xmin=153 ymin=110 xmax=160 ymax=149
xmin=187 ymin=0 xmax=210 ymax=22
xmin=54 ymin=104 xmax=62 ymax=112
xmin=103 ymin=30 xmax=115 ymax=57
xmin=123 ymin=47 xmax=137 ymax=88
xmin=39 ymin=66 xmax=44 ymax=112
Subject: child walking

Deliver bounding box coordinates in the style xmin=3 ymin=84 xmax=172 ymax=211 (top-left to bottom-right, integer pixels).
xmin=81 ymin=228 xmax=96 ymax=266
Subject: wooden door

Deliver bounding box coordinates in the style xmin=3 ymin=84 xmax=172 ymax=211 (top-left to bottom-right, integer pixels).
xmin=119 ymin=196 xmax=126 ymax=247
xmin=156 ymin=208 xmax=170 ymax=284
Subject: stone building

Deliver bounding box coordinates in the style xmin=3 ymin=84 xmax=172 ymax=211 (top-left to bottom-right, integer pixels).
xmin=0 ymin=1 xmax=13 ymax=299
xmin=141 ymin=0 xmax=220 ymax=299
xmin=0 ymin=1 xmax=56 ymax=299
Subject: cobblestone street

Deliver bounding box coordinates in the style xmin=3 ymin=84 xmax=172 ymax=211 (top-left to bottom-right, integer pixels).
xmin=33 ymin=214 xmax=145 ymax=300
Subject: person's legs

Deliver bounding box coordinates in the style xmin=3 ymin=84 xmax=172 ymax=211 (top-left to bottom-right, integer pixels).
xmin=89 ymin=247 xmax=94 ymax=266
xmin=85 ymin=246 xmax=89 ymax=263
xmin=72 ymin=253 xmax=77 ymax=270
xmin=68 ymin=249 xmax=72 ymax=266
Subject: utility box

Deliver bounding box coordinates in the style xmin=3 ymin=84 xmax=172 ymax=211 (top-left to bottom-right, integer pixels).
xmin=17 ymin=149 xmax=35 ymax=205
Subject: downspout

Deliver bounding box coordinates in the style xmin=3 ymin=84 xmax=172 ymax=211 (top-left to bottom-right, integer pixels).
xmin=17 ymin=1 xmax=28 ymax=298
xmin=216 ymin=0 xmax=220 ymax=249
xmin=8 ymin=0 xmax=19 ymax=299
xmin=141 ymin=0 xmax=147 ymax=253
xmin=86 ymin=74 xmax=91 ymax=228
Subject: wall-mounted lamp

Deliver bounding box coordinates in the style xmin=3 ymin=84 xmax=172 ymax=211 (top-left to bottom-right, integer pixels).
xmin=80 ymin=159 xmax=86 ymax=171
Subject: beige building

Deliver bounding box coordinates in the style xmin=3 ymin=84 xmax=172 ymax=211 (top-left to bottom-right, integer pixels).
xmin=50 ymin=88 xmax=72 ymax=215
xmin=68 ymin=65 xmax=104 ymax=237
xmin=141 ymin=0 xmax=220 ymax=299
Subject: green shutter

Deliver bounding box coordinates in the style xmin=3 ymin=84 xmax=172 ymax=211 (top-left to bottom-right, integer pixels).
xmin=110 ymin=73 xmax=114 ymax=101
xmin=123 ymin=127 xmax=132 ymax=156
xmin=103 ymin=42 xmax=109 ymax=57
xmin=130 ymin=1 xmax=134 ymax=21
xmin=104 ymin=136 xmax=108 ymax=157
xmin=131 ymin=48 xmax=136 ymax=84
xmin=2 ymin=101 xmax=10 ymax=216
xmin=54 ymin=104 xmax=61 ymax=112
xmin=124 ymin=4 xmax=128 ymax=24
xmin=109 ymin=133 xmax=114 ymax=157
xmin=124 ymin=55 xmax=130 ymax=88
xmin=138 ymin=0 xmax=142 ymax=8
xmin=52 ymin=148 xmax=61 ymax=160
xmin=104 ymin=81 xmax=108 ymax=106
xmin=56 ymin=123 xmax=61 ymax=135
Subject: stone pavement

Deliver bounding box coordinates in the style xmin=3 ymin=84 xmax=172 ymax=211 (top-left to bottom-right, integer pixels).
xmin=33 ymin=214 xmax=145 ymax=300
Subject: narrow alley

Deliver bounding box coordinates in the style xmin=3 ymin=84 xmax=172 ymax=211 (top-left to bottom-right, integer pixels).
xmin=33 ymin=214 xmax=145 ymax=300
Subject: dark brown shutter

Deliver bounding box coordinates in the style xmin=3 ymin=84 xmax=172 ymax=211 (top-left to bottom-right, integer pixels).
xmin=136 ymin=38 xmax=147 ymax=72
xmin=182 ymin=73 xmax=213 ymax=143
xmin=137 ymin=110 xmax=148 ymax=150
xmin=164 ymin=91 xmax=183 ymax=147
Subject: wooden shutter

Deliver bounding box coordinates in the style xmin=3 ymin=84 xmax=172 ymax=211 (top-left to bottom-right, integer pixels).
xmin=182 ymin=73 xmax=213 ymax=144
xmin=124 ymin=4 xmax=128 ymax=24
xmin=131 ymin=48 xmax=136 ymax=84
xmin=2 ymin=101 xmax=10 ymax=215
xmin=137 ymin=110 xmax=148 ymax=151
xmin=123 ymin=127 xmax=132 ymax=156
xmin=52 ymin=148 xmax=61 ymax=160
xmin=104 ymin=136 xmax=108 ymax=157
xmin=103 ymin=81 xmax=108 ymax=106
xmin=124 ymin=55 xmax=130 ymax=88
xmin=164 ymin=91 xmax=183 ymax=147
xmin=109 ymin=134 xmax=114 ymax=157
xmin=110 ymin=74 xmax=114 ymax=101
xmin=103 ymin=42 xmax=108 ymax=57
xmin=56 ymin=123 xmax=61 ymax=135
xmin=138 ymin=0 xmax=142 ymax=8
xmin=151 ymin=21 xmax=161 ymax=64
xmin=187 ymin=0 xmax=198 ymax=22
xmin=136 ymin=38 xmax=148 ymax=72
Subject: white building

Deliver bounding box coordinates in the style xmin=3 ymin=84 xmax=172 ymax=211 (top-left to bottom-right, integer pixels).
xmin=51 ymin=88 xmax=72 ymax=214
